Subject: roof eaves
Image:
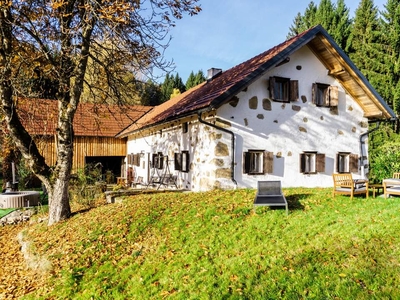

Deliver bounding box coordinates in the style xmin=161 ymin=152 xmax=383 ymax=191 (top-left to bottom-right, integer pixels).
xmin=315 ymin=27 xmax=396 ymax=119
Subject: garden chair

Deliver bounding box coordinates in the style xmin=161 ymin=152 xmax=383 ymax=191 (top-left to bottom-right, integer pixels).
xmin=383 ymin=173 xmax=400 ymax=198
xmin=253 ymin=181 xmax=288 ymax=215
xmin=332 ymin=173 xmax=368 ymax=200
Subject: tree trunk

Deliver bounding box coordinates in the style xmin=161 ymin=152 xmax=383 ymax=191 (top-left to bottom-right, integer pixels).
xmin=48 ymin=177 xmax=71 ymax=225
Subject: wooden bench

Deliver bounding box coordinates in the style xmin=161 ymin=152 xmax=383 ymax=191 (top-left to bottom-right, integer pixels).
xmin=332 ymin=173 xmax=368 ymax=200
xmin=253 ymin=181 xmax=288 ymax=215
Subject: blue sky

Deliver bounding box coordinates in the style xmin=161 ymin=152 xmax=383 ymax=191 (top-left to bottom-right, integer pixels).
xmin=157 ymin=0 xmax=386 ymax=82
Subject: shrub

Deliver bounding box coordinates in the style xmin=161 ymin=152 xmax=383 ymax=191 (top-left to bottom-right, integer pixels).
xmin=69 ymin=164 xmax=106 ymax=208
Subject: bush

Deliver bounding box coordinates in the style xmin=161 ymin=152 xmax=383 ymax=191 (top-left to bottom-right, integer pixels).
xmin=69 ymin=164 xmax=106 ymax=208
xmin=369 ymin=142 xmax=400 ymax=182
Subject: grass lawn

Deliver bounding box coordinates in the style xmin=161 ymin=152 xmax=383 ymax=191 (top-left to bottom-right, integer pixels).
xmin=6 ymin=187 xmax=400 ymax=299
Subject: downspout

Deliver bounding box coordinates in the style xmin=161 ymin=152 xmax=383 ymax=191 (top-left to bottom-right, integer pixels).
xmin=197 ymin=112 xmax=238 ymax=187
xmin=359 ymin=122 xmax=380 ymax=179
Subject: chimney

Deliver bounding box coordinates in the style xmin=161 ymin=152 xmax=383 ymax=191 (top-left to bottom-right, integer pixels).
xmin=207 ymin=68 xmax=222 ymax=81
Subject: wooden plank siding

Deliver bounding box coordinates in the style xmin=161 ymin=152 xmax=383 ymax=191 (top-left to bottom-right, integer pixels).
xmin=34 ymin=135 xmax=127 ymax=171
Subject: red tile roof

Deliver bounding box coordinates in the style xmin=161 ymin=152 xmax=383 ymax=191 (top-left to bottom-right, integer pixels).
xmin=17 ymin=98 xmax=152 ymax=137
xmin=118 ymin=24 xmax=395 ymax=138
xmin=117 ymin=27 xmax=316 ymax=137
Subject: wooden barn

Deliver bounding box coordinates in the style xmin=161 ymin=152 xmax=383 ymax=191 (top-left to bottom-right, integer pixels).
xmin=17 ymin=98 xmax=152 ymax=181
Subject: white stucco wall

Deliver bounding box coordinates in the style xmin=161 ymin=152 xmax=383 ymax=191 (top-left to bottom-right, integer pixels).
xmin=126 ymin=45 xmax=369 ymax=190
xmin=216 ymin=45 xmax=368 ymax=188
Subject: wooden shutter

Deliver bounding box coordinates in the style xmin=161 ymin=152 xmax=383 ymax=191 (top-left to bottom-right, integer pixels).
xmin=182 ymin=151 xmax=190 ymax=172
xmin=329 ymin=86 xmax=339 ymax=107
xmin=299 ymin=153 xmax=306 ymax=173
xmin=269 ymin=77 xmax=276 ymax=100
xmin=323 ymin=87 xmax=330 ymax=106
xmin=350 ymin=153 xmax=359 ymax=173
xmin=311 ymin=83 xmax=317 ymax=105
xmin=243 ymin=152 xmax=250 ymax=174
xmin=174 ymin=153 xmax=182 ymax=171
xmin=263 ymin=151 xmax=274 ymax=174
xmin=335 ymin=153 xmax=340 ymax=173
xmin=132 ymin=154 xmax=138 ymax=166
xmin=316 ymin=153 xmax=325 ymax=172
xmin=290 ymin=80 xmax=299 ymax=101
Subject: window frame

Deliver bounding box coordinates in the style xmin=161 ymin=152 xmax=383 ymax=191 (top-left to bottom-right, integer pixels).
xmin=152 ymin=152 xmax=164 ymax=169
xmin=312 ymin=83 xmax=339 ymax=107
xmin=337 ymin=152 xmax=358 ymax=173
xmin=174 ymin=150 xmax=190 ymax=173
xmin=300 ymin=152 xmax=325 ymax=174
xmin=243 ymin=150 xmax=273 ymax=175
xmin=270 ymin=76 xmax=298 ymax=102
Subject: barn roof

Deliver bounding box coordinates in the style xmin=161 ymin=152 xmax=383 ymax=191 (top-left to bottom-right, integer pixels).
xmin=118 ymin=25 xmax=395 ymax=138
xmin=17 ymin=98 xmax=152 ymax=137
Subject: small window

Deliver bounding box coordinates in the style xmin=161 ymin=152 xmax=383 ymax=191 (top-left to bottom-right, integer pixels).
xmin=132 ymin=154 xmax=137 ymax=166
xmin=270 ymin=77 xmax=298 ymax=102
xmin=243 ymin=150 xmax=273 ymax=175
xmin=182 ymin=122 xmax=188 ymax=133
xmin=312 ymin=83 xmax=338 ymax=107
xmin=152 ymin=152 xmax=163 ymax=169
xmin=300 ymin=152 xmax=325 ymax=174
xmin=337 ymin=152 xmax=358 ymax=173
xmin=174 ymin=151 xmax=190 ymax=173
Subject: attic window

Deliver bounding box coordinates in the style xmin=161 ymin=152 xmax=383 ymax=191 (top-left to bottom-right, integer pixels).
xmin=312 ymin=83 xmax=338 ymax=107
xmin=269 ymin=76 xmax=298 ymax=102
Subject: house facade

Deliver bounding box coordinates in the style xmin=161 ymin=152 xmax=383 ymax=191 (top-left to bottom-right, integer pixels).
xmin=118 ymin=25 xmax=395 ymax=191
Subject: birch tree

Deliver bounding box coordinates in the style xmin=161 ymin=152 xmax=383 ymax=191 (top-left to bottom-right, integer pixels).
xmin=0 ymin=0 xmax=201 ymax=225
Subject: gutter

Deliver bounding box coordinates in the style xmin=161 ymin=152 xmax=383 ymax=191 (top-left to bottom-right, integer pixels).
xmin=359 ymin=122 xmax=380 ymax=179
xmin=197 ymin=112 xmax=238 ymax=187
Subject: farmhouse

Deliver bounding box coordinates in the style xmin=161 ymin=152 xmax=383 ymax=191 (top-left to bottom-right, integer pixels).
xmin=17 ymin=98 xmax=152 ymax=180
xmin=117 ymin=25 xmax=395 ymax=191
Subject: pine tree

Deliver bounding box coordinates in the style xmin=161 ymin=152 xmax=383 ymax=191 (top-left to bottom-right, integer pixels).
xmin=348 ymin=0 xmax=388 ymax=105
xmin=381 ymin=0 xmax=400 ymax=115
xmin=331 ymin=0 xmax=352 ymax=51
xmin=287 ymin=0 xmax=351 ymax=51
xmin=174 ymin=73 xmax=186 ymax=93
xmin=287 ymin=2 xmax=317 ymax=38
xmin=185 ymin=71 xmax=196 ymax=89
xmin=160 ymin=73 xmax=174 ymax=102
xmin=194 ymin=70 xmax=206 ymax=85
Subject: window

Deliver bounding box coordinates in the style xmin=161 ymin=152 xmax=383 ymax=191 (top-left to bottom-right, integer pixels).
xmin=152 ymin=152 xmax=163 ymax=169
xmin=174 ymin=151 xmax=190 ymax=172
xmin=243 ymin=150 xmax=273 ymax=175
xmin=182 ymin=122 xmax=188 ymax=133
xmin=300 ymin=152 xmax=325 ymax=174
xmin=132 ymin=154 xmax=140 ymax=167
xmin=337 ymin=152 xmax=358 ymax=173
xmin=269 ymin=76 xmax=298 ymax=102
xmin=312 ymin=83 xmax=338 ymax=107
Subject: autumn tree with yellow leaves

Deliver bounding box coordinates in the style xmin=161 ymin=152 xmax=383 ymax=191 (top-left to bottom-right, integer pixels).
xmin=0 ymin=0 xmax=201 ymax=225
